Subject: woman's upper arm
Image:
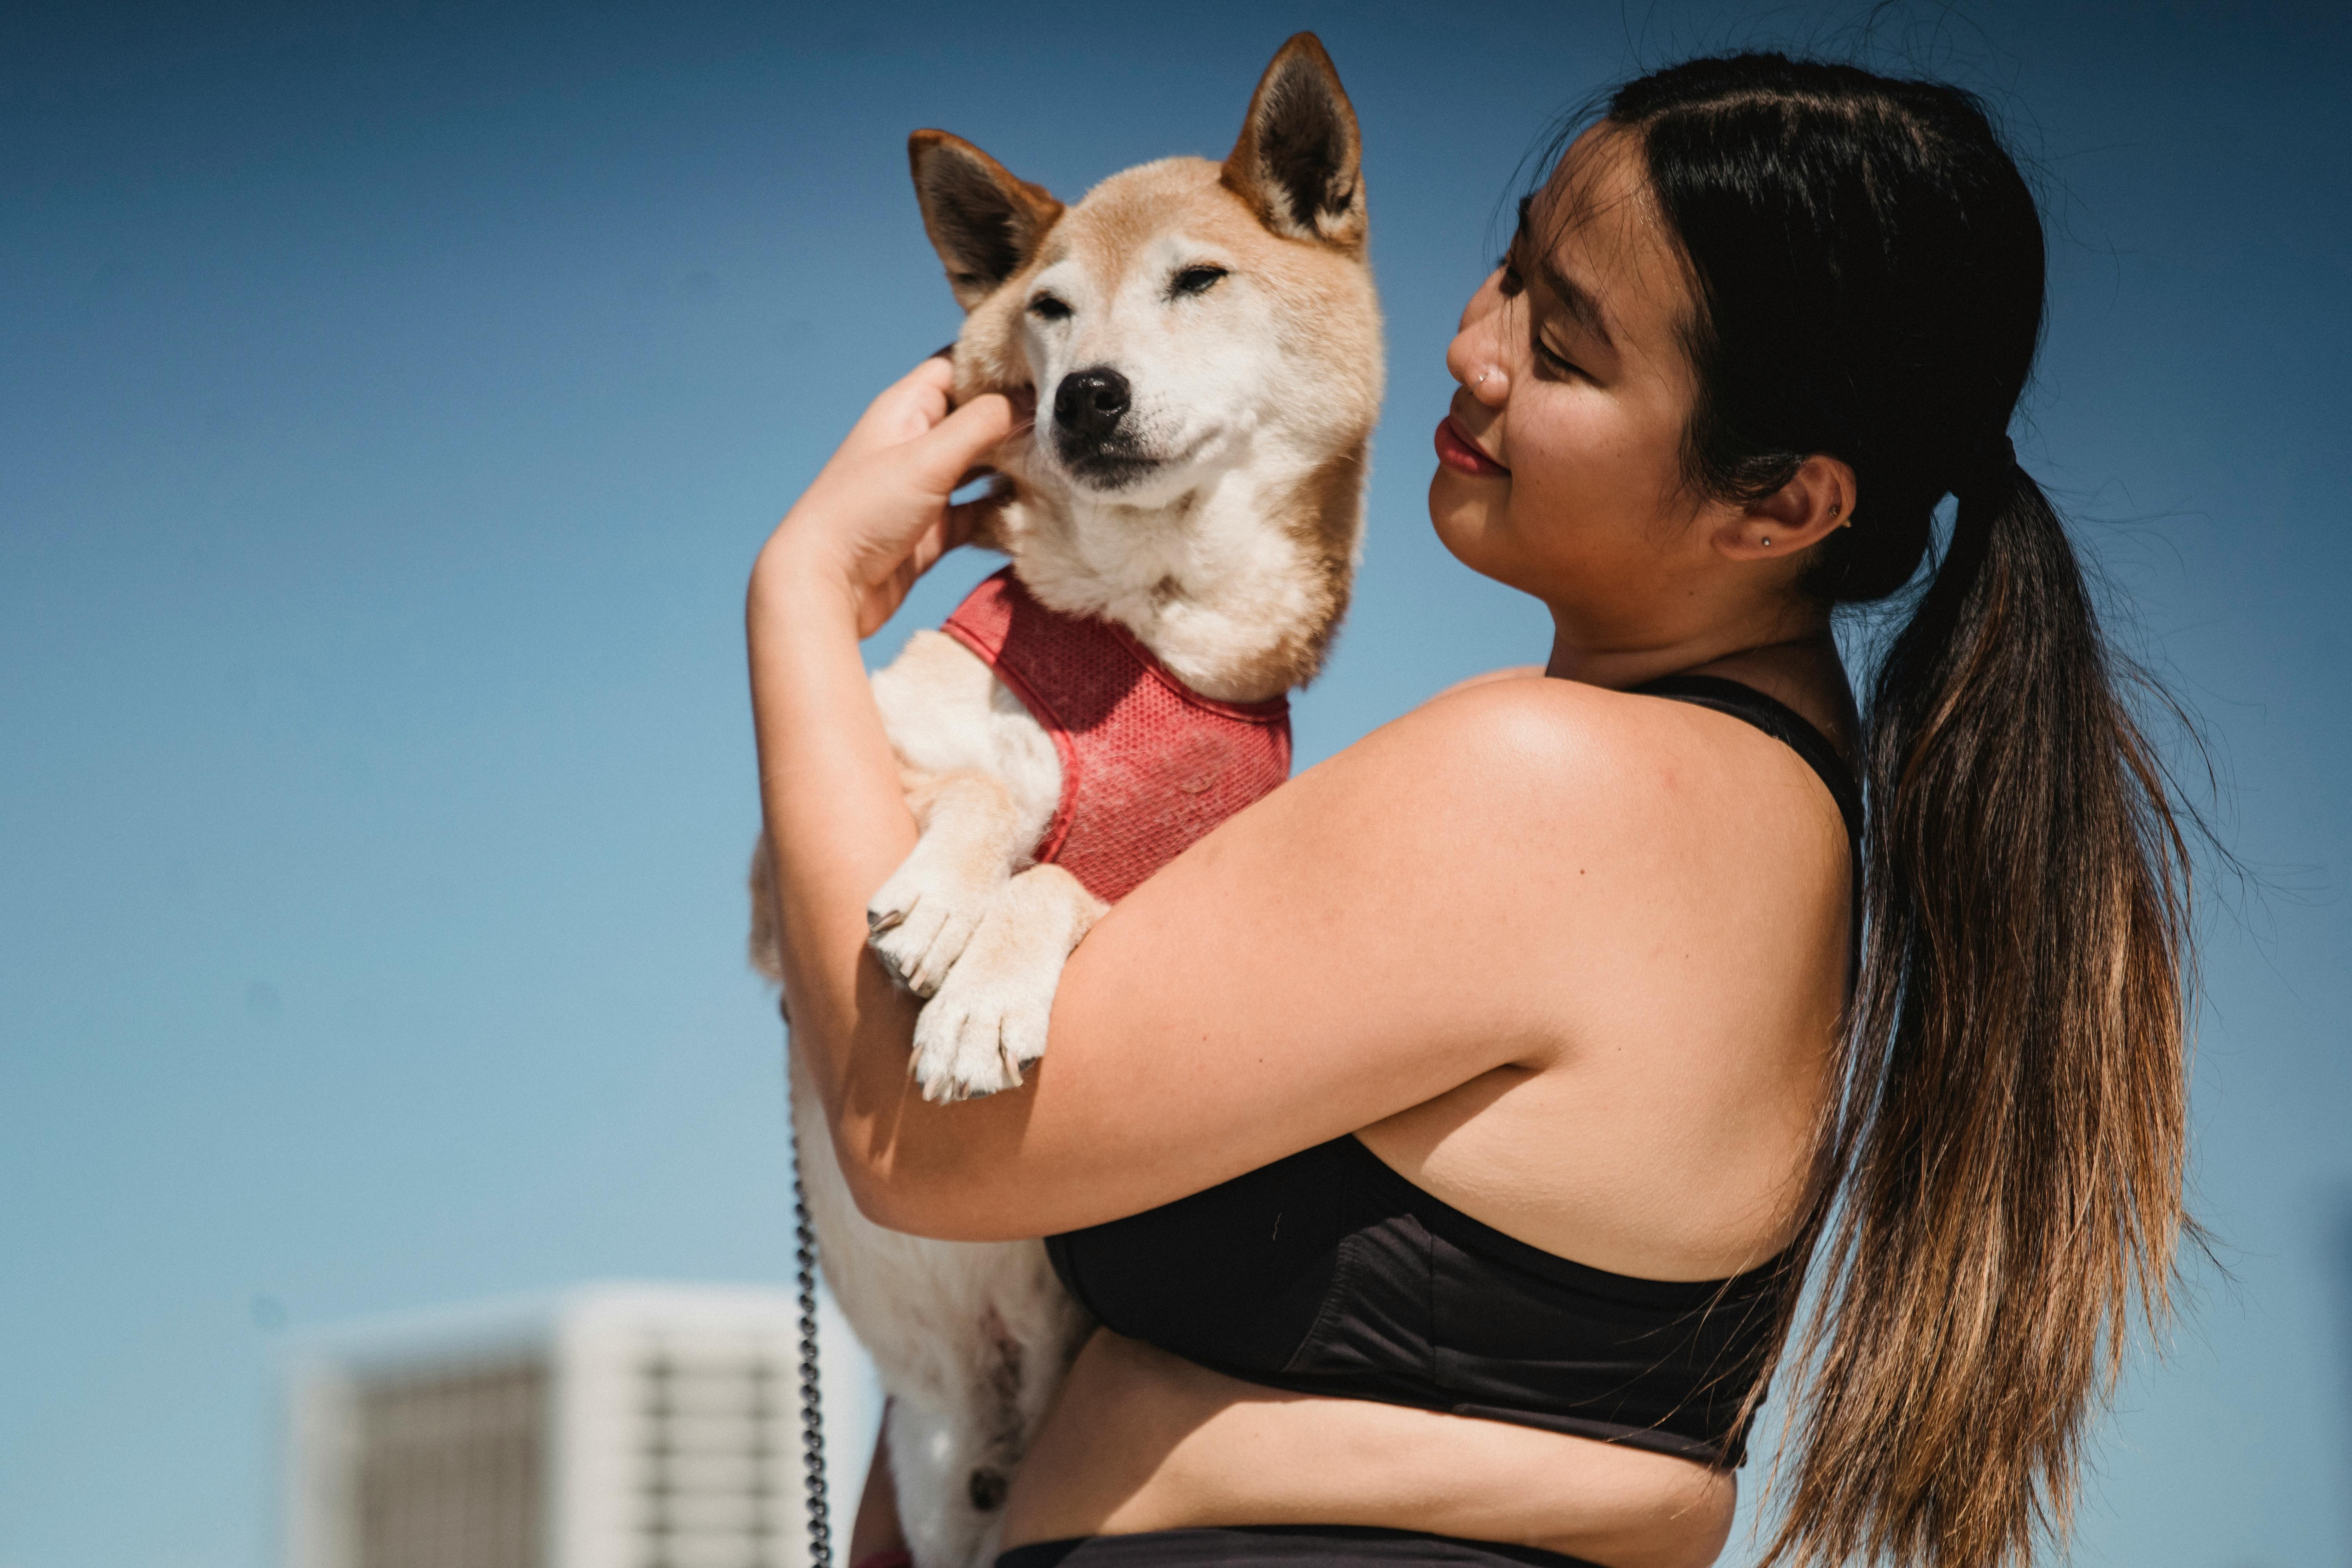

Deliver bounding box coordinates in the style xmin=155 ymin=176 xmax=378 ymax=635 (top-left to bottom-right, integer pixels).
xmin=837 ymin=677 xmax=1639 ymax=1240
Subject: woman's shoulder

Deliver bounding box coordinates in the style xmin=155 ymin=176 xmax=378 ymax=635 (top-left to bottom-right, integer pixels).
xmin=1401 ymin=670 xmax=1661 ymax=779
xmin=1394 ymin=666 xmax=1807 ymax=775
xmin=1351 ymin=670 xmax=1850 ymax=873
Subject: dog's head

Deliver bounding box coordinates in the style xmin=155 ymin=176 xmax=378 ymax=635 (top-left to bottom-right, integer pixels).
xmin=909 ymin=34 xmax=1381 ymax=512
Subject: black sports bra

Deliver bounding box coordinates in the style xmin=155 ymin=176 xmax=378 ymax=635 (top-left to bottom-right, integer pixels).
xmin=1044 ymin=675 xmax=1860 ymax=1469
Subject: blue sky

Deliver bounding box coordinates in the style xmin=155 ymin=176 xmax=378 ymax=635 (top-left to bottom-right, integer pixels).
xmin=2 ymin=3 xmax=2346 ymax=1565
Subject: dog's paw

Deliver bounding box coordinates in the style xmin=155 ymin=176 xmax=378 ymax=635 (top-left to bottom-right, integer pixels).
xmin=907 ymin=911 xmax=1062 ymax=1103
xmin=867 ymin=847 xmax=1002 ymax=998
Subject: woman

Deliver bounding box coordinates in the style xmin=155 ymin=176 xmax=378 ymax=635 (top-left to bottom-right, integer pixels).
xmin=749 ymin=53 xmax=2194 ymax=1568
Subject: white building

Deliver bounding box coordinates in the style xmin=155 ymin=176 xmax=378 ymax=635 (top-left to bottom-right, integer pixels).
xmin=283 ymin=1282 xmax=880 ymax=1568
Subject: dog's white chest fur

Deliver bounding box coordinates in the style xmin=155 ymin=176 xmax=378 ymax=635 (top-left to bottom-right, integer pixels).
xmin=874 ymin=628 xmax=1062 ymax=844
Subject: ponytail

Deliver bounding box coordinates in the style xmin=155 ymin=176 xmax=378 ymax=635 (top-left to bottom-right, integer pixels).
xmin=1767 ymin=457 xmax=2194 ymax=1568
xmin=1587 ymin=54 xmax=2201 ymax=1568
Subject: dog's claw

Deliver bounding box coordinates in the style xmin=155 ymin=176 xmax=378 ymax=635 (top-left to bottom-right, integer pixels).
xmin=907 ymin=908 xmax=1063 ymax=1100
xmin=866 ymin=849 xmax=1002 ymax=999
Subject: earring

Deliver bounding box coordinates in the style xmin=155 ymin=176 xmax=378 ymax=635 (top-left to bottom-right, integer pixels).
xmin=1761 ymin=535 xmax=1773 ymax=547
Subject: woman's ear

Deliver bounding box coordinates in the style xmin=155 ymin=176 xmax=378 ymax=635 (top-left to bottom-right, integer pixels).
xmin=1717 ymin=454 xmax=1857 ymax=561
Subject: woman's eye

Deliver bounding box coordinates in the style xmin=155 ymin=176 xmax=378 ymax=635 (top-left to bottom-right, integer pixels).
xmin=1534 ymin=336 xmax=1582 ymax=377
xmin=1496 ymin=257 xmax=1526 ymax=298
xmin=1028 ymin=295 xmax=1072 ymax=321
xmin=1171 ymin=265 xmax=1228 ymax=298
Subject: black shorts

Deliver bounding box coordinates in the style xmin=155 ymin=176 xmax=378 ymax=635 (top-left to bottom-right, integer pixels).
xmin=998 ymin=1526 xmax=1607 ymax=1568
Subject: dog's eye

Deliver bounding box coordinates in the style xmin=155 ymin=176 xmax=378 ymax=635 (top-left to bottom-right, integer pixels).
xmin=1171 ymin=265 xmax=1228 ymax=298
xmin=1027 ymin=294 xmax=1072 ymax=321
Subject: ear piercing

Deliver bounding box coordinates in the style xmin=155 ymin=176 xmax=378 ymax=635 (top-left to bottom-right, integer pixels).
xmin=1761 ymin=496 xmax=1851 ymax=549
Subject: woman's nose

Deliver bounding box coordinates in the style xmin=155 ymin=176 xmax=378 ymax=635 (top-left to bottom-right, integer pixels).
xmin=1446 ymin=273 xmax=1512 ymax=403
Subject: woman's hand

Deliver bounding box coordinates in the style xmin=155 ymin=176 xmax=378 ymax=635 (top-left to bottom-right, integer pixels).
xmin=753 ymin=353 xmax=1027 ymax=637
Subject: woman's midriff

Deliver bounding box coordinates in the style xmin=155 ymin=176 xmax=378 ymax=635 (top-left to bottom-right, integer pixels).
xmin=1000 ymin=1329 xmax=1738 ymax=1568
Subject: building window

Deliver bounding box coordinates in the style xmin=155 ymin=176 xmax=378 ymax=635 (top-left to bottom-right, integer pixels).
xmin=354 ymin=1359 xmax=547 ymax=1568
xmin=636 ymin=1350 xmax=787 ymax=1568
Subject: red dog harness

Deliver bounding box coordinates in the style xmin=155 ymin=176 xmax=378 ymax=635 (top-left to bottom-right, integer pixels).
xmin=940 ymin=568 xmax=1292 ymax=904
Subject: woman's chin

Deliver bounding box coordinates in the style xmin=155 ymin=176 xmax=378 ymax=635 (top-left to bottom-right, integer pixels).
xmin=1427 ymin=481 xmax=1518 ymax=584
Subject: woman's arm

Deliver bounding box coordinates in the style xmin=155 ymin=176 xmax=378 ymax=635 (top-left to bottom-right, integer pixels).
xmin=751 ymin=362 xmax=1669 ymax=1242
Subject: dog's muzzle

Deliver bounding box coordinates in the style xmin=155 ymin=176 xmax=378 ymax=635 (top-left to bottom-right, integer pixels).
xmin=1051 ymin=365 xmax=1157 ymax=489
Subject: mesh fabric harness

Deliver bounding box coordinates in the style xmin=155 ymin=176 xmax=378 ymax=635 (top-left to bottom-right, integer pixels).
xmin=940 ymin=567 xmax=1293 ymax=902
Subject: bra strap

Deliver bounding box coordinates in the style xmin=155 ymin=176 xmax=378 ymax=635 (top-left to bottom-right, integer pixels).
xmin=1631 ymin=673 xmax=1861 ymax=839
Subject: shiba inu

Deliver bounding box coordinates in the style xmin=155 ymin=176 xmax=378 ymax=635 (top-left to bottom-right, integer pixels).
xmin=748 ymin=34 xmax=1382 ymax=1568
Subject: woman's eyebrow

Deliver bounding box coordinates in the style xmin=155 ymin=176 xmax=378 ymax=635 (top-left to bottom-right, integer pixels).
xmin=1514 ymin=197 xmax=1618 ymax=352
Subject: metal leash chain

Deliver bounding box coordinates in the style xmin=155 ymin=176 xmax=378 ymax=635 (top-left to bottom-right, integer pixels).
xmin=792 ymin=1146 xmax=834 ymax=1568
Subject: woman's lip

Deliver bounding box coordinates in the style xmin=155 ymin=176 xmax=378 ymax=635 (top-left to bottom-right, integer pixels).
xmin=1435 ymin=415 xmax=1509 ymax=477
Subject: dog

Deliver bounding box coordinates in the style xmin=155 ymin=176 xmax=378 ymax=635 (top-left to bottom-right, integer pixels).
xmin=748 ymin=34 xmax=1381 ymax=1568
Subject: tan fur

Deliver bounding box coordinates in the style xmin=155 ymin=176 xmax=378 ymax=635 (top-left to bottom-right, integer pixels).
xmin=908 ymin=131 xmax=1064 ymax=313
xmin=1220 ymin=33 xmax=1368 ymax=251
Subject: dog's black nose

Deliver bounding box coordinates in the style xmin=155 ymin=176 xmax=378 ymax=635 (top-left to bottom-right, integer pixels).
xmin=1053 ymin=367 xmax=1131 ymax=443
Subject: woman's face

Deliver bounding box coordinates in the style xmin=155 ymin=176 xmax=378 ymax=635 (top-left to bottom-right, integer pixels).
xmin=1430 ymin=127 xmax=1733 ymax=650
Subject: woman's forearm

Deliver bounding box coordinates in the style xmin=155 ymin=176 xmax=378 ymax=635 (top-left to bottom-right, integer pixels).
xmin=746 ymin=543 xmax=926 ymax=1192
xmin=748 ymin=546 xmax=1061 ymax=1228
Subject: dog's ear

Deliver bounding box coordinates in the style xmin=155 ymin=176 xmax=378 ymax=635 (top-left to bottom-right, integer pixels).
xmin=1220 ymin=33 xmax=1365 ymax=250
xmin=909 ymin=131 xmax=1064 ymax=312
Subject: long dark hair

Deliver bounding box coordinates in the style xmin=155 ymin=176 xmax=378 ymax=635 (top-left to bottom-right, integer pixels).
xmin=1583 ymin=55 xmax=2196 ymax=1568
